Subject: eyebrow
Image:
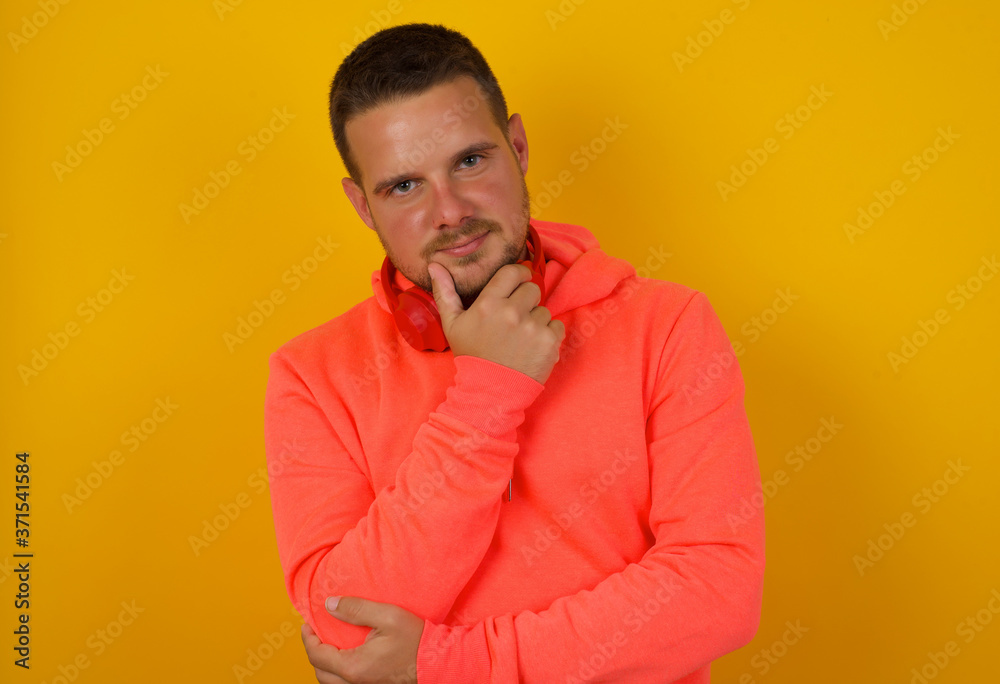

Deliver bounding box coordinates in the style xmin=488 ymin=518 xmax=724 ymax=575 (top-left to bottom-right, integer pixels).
xmin=371 ymin=141 xmax=500 ymax=196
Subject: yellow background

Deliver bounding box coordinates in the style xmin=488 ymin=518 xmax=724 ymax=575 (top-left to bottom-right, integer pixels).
xmin=2 ymin=0 xmax=998 ymax=681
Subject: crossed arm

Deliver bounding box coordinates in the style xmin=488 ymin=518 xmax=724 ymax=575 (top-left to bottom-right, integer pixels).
xmin=265 ymin=352 xmax=546 ymax=648
xmin=265 ymin=293 xmax=765 ymax=683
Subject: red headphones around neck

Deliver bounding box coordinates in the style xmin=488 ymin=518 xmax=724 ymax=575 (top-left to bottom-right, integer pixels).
xmin=380 ymin=224 xmax=547 ymax=352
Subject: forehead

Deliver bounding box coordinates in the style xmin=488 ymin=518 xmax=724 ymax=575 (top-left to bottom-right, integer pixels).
xmin=345 ymin=76 xmax=503 ymax=189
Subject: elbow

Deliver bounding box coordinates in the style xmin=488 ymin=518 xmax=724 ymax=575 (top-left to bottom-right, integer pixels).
xmin=288 ymin=554 xmax=371 ymax=649
xmin=729 ymin=593 xmax=763 ymax=649
xmin=704 ymin=540 xmax=765 ymax=653
xmin=301 ymin=574 xmax=373 ymax=649
xmin=711 ymin=586 xmax=762 ymax=656
xmin=725 ymin=556 xmax=765 ymax=650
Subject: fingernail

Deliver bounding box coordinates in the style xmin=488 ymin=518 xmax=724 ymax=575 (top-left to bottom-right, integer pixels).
xmin=326 ymin=596 xmax=341 ymax=612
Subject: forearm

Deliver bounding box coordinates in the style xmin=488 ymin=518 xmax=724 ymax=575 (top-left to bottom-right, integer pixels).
xmin=417 ymin=417 xmax=765 ymax=683
xmin=417 ymin=291 xmax=766 ymax=682
xmin=267 ymin=354 xmax=544 ymax=648
xmin=418 ymin=536 xmax=764 ymax=684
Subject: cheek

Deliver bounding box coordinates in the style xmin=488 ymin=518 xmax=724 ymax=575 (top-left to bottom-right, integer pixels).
xmin=471 ymin=174 xmax=522 ymax=216
xmin=376 ymin=202 xmax=427 ymax=236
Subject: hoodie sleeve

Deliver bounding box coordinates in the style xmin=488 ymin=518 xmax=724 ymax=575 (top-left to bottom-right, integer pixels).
xmin=265 ymin=352 xmax=544 ymax=649
xmin=414 ymin=291 xmax=766 ymax=683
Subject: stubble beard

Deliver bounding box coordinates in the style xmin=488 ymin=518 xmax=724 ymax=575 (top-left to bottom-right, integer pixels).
xmin=375 ymin=174 xmax=532 ymax=309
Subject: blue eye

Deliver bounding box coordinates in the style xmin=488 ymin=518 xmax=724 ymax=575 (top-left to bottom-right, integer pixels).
xmin=391 ymin=180 xmax=413 ymax=195
xmin=459 ymin=154 xmax=483 ymax=167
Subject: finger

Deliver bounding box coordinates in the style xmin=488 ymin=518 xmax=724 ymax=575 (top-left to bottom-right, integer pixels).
xmin=508 ymin=280 xmax=542 ymax=311
xmin=478 ymin=263 xmax=532 ymax=301
xmin=326 ymin=595 xmax=391 ymax=630
xmin=301 ymin=622 xmax=322 ymax=649
xmin=302 ymin=623 xmax=346 ymax=676
xmin=427 ymin=262 xmax=464 ymax=328
xmin=314 ymin=667 xmax=351 ymax=684
xmin=549 ymin=319 xmax=566 ymax=343
xmin=528 ymin=303 xmax=552 ymax=327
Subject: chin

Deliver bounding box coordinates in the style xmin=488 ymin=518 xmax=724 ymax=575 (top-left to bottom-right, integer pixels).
xmin=454 ymin=248 xmax=517 ymax=298
xmin=452 ymin=272 xmax=491 ymax=303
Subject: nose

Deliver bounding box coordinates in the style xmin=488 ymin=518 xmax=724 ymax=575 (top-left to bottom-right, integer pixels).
xmin=428 ymin=177 xmax=474 ymax=230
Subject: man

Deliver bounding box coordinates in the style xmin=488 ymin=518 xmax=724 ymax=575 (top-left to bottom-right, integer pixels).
xmin=264 ymin=23 xmax=765 ymax=683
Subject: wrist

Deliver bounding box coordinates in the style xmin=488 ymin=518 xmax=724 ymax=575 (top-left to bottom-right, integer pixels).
xmin=436 ymin=356 xmax=543 ymax=439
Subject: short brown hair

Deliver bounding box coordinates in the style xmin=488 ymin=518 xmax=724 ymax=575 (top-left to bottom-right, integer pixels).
xmin=328 ymin=23 xmax=509 ymax=186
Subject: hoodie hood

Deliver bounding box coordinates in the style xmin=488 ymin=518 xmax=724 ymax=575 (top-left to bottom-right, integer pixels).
xmin=370 ymin=219 xmax=636 ymax=317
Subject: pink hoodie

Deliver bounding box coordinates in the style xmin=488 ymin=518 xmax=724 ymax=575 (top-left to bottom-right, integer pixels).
xmin=264 ymin=219 xmax=765 ymax=683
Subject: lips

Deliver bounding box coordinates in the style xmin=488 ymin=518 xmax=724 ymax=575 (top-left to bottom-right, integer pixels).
xmin=437 ymin=232 xmax=488 ymax=257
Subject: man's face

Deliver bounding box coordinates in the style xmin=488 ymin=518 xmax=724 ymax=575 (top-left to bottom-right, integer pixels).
xmin=341 ymin=75 xmax=531 ymax=306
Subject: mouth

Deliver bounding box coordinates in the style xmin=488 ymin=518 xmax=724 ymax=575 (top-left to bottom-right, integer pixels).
xmin=437 ymin=232 xmax=489 ymax=257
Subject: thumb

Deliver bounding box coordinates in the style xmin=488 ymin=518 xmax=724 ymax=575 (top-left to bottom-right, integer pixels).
xmin=325 ymin=595 xmax=379 ymax=628
xmin=427 ymin=262 xmax=464 ymax=327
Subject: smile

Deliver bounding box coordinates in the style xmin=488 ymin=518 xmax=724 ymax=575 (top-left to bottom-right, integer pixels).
xmin=437 ymin=232 xmax=488 ymax=257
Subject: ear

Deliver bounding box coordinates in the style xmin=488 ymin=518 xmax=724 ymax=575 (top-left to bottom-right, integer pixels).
xmin=507 ymin=113 xmax=529 ymax=176
xmin=342 ymin=177 xmax=376 ymax=230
